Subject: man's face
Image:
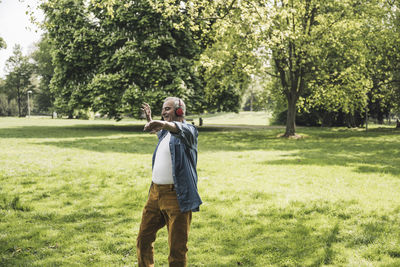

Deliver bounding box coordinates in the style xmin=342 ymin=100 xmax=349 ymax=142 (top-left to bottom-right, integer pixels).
xmin=161 ymin=100 xmax=178 ymax=122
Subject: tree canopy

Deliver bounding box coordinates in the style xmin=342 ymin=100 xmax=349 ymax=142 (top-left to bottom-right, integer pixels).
xmin=1 ymin=0 xmax=399 ymax=133
xmin=3 ymin=45 xmax=34 ymax=117
xmin=31 ymin=35 xmax=55 ymax=113
xmin=139 ymin=0 xmax=400 ymax=134
xmin=0 ymin=38 xmax=5 ymax=50
xmin=40 ymin=0 xmax=210 ymax=119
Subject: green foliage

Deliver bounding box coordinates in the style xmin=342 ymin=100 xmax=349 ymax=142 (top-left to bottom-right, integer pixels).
xmin=199 ymin=8 xmax=257 ymax=112
xmin=344 ymin=0 xmax=400 ymax=123
xmin=20 ymin=0 xmax=400 ymax=126
xmin=143 ymin=0 xmax=400 ymax=130
xmin=173 ymin=0 xmax=399 ymax=135
xmin=304 ymin=0 xmax=400 ymax=123
xmin=31 ymin=35 xmax=55 ymax=113
xmin=304 ymin=20 xmax=370 ymax=115
xmin=0 ymin=94 xmax=18 ymax=116
xmin=393 ymin=69 xmax=400 ymax=113
xmin=40 ymin=0 xmax=209 ymax=119
xmin=242 ymin=75 xmax=282 ymax=112
xmin=0 ymin=93 xmax=7 ymax=115
xmin=148 ymin=0 xmax=253 ymax=112
xmin=0 ymin=37 xmax=6 ymax=49
xmin=238 ymin=0 xmax=377 ymax=135
xmin=375 ymin=0 xmax=400 ymax=116
xmin=41 ymin=0 xmax=102 ymax=116
xmin=88 ymin=73 xmax=127 ymax=119
xmin=391 ymin=1 xmax=400 ymax=113
xmin=273 ymin=108 xmax=365 ymax=127
xmin=3 ymin=45 xmax=35 ymax=117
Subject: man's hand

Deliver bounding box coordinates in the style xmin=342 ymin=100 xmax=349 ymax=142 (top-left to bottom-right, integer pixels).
xmin=141 ymin=102 xmax=152 ymax=122
xmin=144 ymin=120 xmax=179 ymax=134
xmin=144 ymin=120 xmax=165 ymax=133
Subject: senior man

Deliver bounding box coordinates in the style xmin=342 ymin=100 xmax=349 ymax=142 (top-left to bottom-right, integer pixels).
xmin=137 ymin=97 xmax=202 ymax=267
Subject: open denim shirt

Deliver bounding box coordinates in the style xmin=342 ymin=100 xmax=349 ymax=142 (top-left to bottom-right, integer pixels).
xmin=152 ymin=121 xmax=202 ymax=212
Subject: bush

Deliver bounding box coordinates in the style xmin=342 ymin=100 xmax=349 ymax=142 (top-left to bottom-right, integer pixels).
xmin=74 ymin=109 xmax=90 ymax=120
xmin=8 ymin=99 xmax=19 ymax=116
xmin=272 ymin=109 xmax=365 ymax=127
xmin=0 ymin=95 xmax=19 ymax=116
xmin=272 ymin=109 xmax=322 ymax=126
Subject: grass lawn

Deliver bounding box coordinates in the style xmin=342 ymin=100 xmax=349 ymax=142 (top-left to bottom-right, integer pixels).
xmin=1 ymin=116 xmax=400 ymax=266
xmin=187 ymin=111 xmax=271 ymax=126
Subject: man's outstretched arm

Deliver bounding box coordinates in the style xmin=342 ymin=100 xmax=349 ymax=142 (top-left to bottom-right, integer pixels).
xmin=144 ymin=120 xmax=179 ymax=134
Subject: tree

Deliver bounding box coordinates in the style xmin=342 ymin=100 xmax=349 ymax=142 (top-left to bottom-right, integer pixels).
xmin=31 ymin=35 xmax=55 ymax=113
xmin=0 ymin=38 xmax=5 ymax=49
xmin=40 ymin=0 xmax=400 ymax=125
xmin=238 ymin=0 xmax=380 ymax=136
xmin=40 ymin=0 xmax=211 ymax=119
xmin=199 ymin=8 xmax=258 ymax=112
xmin=154 ymin=0 xmax=383 ymax=134
xmin=360 ymin=0 xmax=400 ymax=124
xmin=272 ymin=0 xmax=400 ymax=127
xmin=3 ymin=45 xmax=34 ymax=117
xmin=0 ymin=79 xmax=6 ymax=115
xmin=242 ymin=75 xmax=277 ymax=112
xmin=40 ymin=0 xmax=100 ymax=117
xmin=148 ymin=0 xmax=256 ymax=112
xmin=386 ymin=0 xmax=400 ymax=115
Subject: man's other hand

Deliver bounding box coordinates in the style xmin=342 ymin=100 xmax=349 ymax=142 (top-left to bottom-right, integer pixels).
xmin=141 ymin=103 xmax=152 ymax=122
xmin=144 ymin=120 xmax=165 ymax=133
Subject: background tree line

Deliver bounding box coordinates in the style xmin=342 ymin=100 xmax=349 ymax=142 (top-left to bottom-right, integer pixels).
xmin=0 ymin=0 xmax=399 ymax=136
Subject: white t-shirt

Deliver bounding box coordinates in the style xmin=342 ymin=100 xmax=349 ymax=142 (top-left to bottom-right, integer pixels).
xmin=152 ymin=132 xmax=174 ymax=184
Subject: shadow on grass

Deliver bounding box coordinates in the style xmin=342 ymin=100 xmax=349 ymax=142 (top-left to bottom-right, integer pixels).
xmin=198 ymin=128 xmax=400 ymax=176
xmin=193 ymin=199 xmax=400 ymax=266
xmin=0 ymin=186 xmax=146 ymax=266
xmin=2 ymin=124 xmax=399 ymax=176
xmin=0 ymin=124 xmax=146 ymax=139
xmin=0 ymin=123 xmax=274 ymax=139
xmin=40 ymin=135 xmax=156 ymax=154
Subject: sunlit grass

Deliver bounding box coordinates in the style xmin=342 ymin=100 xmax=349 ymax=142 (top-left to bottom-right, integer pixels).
xmin=1 ymin=117 xmax=400 ymax=266
xmin=187 ymin=111 xmax=271 ymax=126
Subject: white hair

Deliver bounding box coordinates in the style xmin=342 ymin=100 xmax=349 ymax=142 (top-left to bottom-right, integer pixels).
xmin=164 ymin=97 xmax=186 ymax=116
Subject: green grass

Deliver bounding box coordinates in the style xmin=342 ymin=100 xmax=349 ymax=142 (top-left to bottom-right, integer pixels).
xmin=187 ymin=111 xmax=271 ymax=126
xmin=1 ymin=116 xmax=400 ymax=266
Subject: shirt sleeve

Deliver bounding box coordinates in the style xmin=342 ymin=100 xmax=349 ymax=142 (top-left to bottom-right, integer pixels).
xmin=171 ymin=121 xmax=198 ymax=148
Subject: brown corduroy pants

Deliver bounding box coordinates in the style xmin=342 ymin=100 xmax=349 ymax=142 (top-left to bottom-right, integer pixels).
xmin=137 ymin=183 xmax=192 ymax=267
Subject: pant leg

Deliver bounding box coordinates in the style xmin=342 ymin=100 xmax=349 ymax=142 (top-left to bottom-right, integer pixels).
xmin=160 ymin=190 xmax=192 ymax=267
xmin=137 ymin=185 xmax=166 ymax=267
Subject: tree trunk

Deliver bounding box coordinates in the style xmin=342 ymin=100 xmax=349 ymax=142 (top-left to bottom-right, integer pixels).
xmin=250 ymin=92 xmax=253 ymax=112
xmin=284 ymin=93 xmax=297 ymax=137
xmin=17 ymin=85 xmax=22 ymax=117
xmin=377 ymin=109 xmax=384 ymax=125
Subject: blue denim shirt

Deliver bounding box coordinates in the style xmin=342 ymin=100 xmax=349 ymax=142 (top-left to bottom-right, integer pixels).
xmin=152 ymin=121 xmax=202 ymax=212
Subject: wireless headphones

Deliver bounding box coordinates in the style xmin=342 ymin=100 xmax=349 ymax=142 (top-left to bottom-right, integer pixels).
xmin=175 ymin=99 xmax=184 ymax=117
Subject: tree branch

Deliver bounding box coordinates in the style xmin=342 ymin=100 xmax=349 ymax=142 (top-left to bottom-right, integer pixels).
xmin=195 ymin=0 xmax=237 ymax=21
xmin=265 ymin=70 xmax=280 ymax=78
xmin=243 ymin=0 xmax=264 ymax=21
